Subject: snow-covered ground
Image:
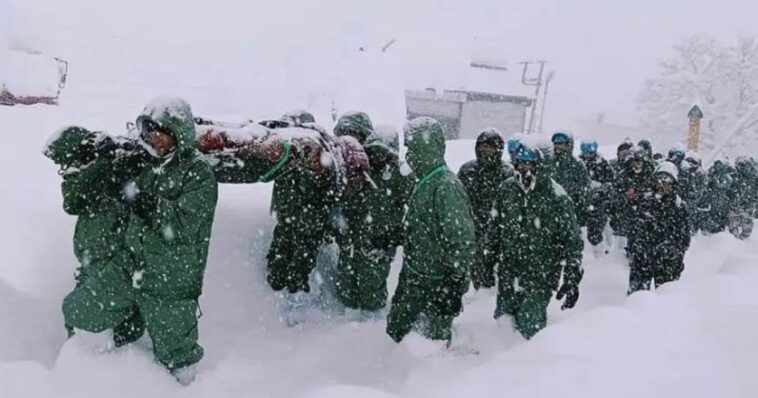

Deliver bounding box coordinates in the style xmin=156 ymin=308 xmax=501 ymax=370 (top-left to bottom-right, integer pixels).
xmin=2 ymin=100 xmax=758 ymax=398
xmin=3 ymin=1 xmax=758 ymax=396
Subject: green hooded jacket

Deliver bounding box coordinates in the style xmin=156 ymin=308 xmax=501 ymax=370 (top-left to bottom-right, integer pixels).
xmin=126 ymin=98 xmax=218 ymax=300
xmin=546 ymin=143 xmax=590 ymax=224
xmin=401 ymin=117 xmax=475 ymax=285
xmin=700 ymin=160 xmax=733 ymax=232
xmin=45 ymin=127 xmax=133 ymax=276
xmin=483 ymin=160 xmax=584 ymax=291
xmin=334 ymin=133 xmax=412 ymax=311
xmin=729 ymin=157 xmax=758 ymax=216
xmin=362 ymin=134 xmax=413 ymax=248
xmin=386 ymin=117 xmax=475 ymax=342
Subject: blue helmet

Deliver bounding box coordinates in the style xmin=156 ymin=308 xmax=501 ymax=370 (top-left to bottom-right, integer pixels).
xmin=513 ymin=144 xmax=540 ymax=162
xmin=668 ymin=148 xmax=685 ymax=163
xmin=551 ymin=131 xmax=573 ymax=144
xmin=507 ymin=137 xmax=521 ymax=156
xmin=580 ymin=141 xmax=598 ymax=156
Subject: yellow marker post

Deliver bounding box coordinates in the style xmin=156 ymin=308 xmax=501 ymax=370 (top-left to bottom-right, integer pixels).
xmin=687 ymin=105 xmax=704 ymax=151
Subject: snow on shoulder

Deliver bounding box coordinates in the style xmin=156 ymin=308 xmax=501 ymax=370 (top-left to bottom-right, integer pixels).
xmin=42 ymin=125 xmax=76 ymax=153
xmin=551 ymin=179 xmax=569 ymax=197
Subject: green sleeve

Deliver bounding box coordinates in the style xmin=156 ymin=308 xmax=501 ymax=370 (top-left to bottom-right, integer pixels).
xmin=457 ymin=164 xmax=475 ymax=197
xmin=212 ymin=140 xmax=292 ymax=184
xmin=61 ymin=157 xmax=112 ymax=215
xmin=575 ymin=162 xmax=591 ymax=209
xmin=152 ymin=163 xmax=218 ymax=244
xmin=434 ymin=179 xmax=476 ymax=279
xmin=482 ymin=185 xmax=510 ymax=272
xmin=555 ymin=195 xmax=584 ymax=282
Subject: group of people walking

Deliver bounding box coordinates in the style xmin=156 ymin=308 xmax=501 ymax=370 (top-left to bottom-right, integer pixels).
xmin=45 ymin=97 xmax=758 ymax=384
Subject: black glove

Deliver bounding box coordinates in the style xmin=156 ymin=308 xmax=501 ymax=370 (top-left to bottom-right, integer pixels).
xmin=556 ymin=266 xmax=583 ymax=310
xmin=434 ymin=272 xmax=468 ymax=317
xmin=131 ymin=189 xmax=158 ymax=220
xmin=449 ymin=271 xmax=470 ymax=303
xmin=124 ymin=174 xmax=159 ymax=220
xmin=555 ymin=282 xmax=579 ymax=310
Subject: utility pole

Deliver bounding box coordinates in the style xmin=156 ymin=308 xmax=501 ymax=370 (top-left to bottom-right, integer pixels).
xmin=520 ymin=60 xmax=547 ymax=134
xmin=537 ymin=71 xmax=555 ymax=134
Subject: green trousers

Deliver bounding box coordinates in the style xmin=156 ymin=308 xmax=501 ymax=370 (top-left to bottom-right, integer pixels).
xmin=62 ymin=255 xmax=203 ymax=370
xmin=386 ymin=271 xmax=458 ymax=343
xmin=495 ymin=278 xmax=552 ymax=340
xmin=335 ymin=243 xmax=394 ymax=312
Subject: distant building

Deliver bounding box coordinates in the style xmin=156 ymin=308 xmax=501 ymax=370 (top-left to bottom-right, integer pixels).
xmin=406 ymin=88 xmax=532 ymax=139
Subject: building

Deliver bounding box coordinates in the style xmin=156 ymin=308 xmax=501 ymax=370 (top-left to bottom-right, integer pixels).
xmin=406 ymin=88 xmax=532 ymax=139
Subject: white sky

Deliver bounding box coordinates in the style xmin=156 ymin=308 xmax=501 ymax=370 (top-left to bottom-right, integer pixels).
xmin=4 ymin=0 xmax=758 ymax=131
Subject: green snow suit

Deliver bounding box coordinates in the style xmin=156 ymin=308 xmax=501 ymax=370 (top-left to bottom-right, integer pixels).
xmin=482 ymin=161 xmax=584 ymax=339
xmin=580 ymin=154 xmax=615 ymax=245
xmin=336 ymin=134 xmax=412 ymax=311
xmin=546 ymin=145 xmax=591 ymax=226
xmin=62 ymin=98 xmax=218 ymax=371
xmin=458 ymin=134 xmax=513 ymax=289
xmin=386 ymin=117 xmax=475 ymax=343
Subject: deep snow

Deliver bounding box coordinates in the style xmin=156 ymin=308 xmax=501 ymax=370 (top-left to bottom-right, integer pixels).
xmin=2 ymin=100 xmax=758 ymax=398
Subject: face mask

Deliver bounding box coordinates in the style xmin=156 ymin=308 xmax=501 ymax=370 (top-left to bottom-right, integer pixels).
xmin=515 ymin=162 xmax=537 ymax=193
xmin=632 ymin=160 xmax=643 ymax=174
xmin=476 ymin=144 xmax=499 ymax=165
xmin=656 ymin=176 xmax=674 ymax=196
xmin=554 ymin=143 xmax=571 ymax=156
xmin=618 ymin=150 xmax=630 ymax=162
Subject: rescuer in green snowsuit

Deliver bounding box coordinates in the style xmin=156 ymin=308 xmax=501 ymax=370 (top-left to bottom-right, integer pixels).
xmin=45 ymin=126 xmax=147 ymax=344
xmin=627 ymin=161 xmax=691 ymax=294
xmin=386 ymin=117 xmax=475 ymax=343
xmin=335 ymin=124 xmax=412 ymax=312
xmin=546 ymin=132 xmax=591 ymax=227
xmin=578 ymin=140 xmax=615 ymax=246
xmin=482 ymin=143 xmax=584 ymax=339
xmin=57 ymin=98 xmax=218 ymax=383
xmin=728 ymin=157 xmax=758 ymax=240
xmin=700 ymin=160 xmax=733 ymax=233
xmin=266 ymin=112 xmax=336 ymax=294
xmin=458 ymin=128 xmax=513 ymax=289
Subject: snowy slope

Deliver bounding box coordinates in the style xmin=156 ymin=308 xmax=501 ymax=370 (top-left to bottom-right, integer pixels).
xmin=3 ymin=1 xmax=758 ymax=397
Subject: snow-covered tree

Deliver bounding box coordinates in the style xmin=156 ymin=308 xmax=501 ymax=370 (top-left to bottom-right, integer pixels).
xmin=636 ymin=36 xmax=758 ymax=159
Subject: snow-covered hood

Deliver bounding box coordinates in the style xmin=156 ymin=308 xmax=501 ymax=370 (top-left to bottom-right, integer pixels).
xmin=136 ymin=96 xmax=197 ymax=159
